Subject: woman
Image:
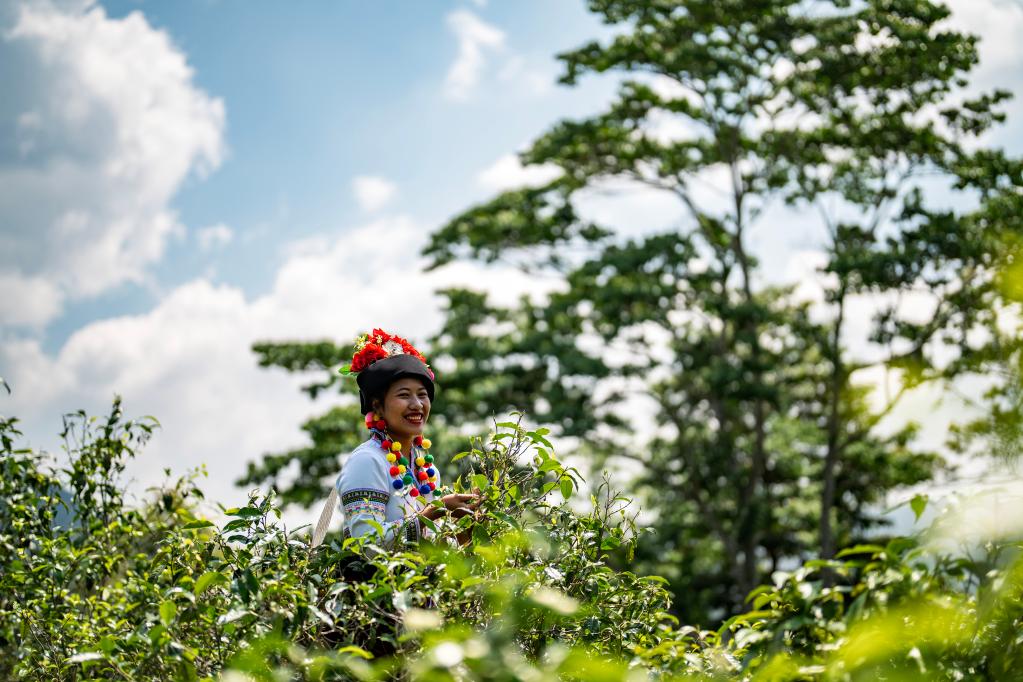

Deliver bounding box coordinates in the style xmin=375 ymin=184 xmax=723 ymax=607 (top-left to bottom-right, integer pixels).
xmin=311 ymin=329 xmax=477 ymax=548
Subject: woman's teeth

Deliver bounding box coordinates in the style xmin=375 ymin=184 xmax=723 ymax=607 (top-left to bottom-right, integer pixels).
xmin=405 ymin=414 xmax=423 ymax=423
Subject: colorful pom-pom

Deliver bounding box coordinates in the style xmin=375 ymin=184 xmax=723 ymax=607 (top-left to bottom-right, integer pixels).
xmin=369 ymin=417 xmax=438 ymax=503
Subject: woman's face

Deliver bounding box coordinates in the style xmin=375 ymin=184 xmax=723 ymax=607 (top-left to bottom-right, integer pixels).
xmin=376 ymin=377 xmax=430 ymax=440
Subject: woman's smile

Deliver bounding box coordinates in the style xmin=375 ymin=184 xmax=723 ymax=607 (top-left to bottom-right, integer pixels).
xmin=376 ymin=377 xmax=431 ymax=440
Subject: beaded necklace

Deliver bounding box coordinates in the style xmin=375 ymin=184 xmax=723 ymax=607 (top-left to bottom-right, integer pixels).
xmin=364 ymin=411 xmax=437 ymax=498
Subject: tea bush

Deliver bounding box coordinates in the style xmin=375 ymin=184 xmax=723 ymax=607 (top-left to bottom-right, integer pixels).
xmin=0 ymin=400 xmax=1020 ymax=680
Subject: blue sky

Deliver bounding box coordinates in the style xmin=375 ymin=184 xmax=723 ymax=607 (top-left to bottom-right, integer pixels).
xmin=2 ymin=0 xmax=1022 ymax=524
xmin=41 ymin=0 xmax=617 ymax=352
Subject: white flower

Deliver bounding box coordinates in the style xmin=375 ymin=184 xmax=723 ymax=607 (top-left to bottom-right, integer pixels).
xmin=382 ymin=340 xmax=405 ymax=356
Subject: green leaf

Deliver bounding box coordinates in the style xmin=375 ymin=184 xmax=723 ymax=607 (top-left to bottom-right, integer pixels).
xmin=217 ymin=609 xmax=255 ymax=626
xmin=910 ymin=494 xmax=929 ymax=522
xmin=225 ymin=506 xmax=261 ymax=518
xmin=159 ymin=600 xmax=177 ymax=626
xmin=836 ymin=544 xmax=886 ymax=559
xmin=560 ymin=477 xmax=573 ymax=500
xmin=182 ymin=520 xmax=214 ymax=530
xmin=194 ymin=571 xmax=228 ymax=596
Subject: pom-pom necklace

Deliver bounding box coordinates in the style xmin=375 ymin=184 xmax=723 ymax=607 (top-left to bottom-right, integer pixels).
xmin=364 ymin=411 xmax=436 ymax=498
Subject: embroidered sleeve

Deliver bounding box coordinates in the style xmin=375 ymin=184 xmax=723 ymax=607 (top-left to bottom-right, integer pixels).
xmin=336 ymin=449 xmax=418 ymax=547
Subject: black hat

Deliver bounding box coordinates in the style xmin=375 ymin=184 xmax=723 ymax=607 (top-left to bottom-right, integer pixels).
xmin=356 ymin=353 xmax=435 ymax=415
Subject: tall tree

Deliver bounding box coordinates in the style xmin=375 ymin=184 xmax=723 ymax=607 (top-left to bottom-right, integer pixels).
xmin=422 ymin=0 xmax=1020 ymax=620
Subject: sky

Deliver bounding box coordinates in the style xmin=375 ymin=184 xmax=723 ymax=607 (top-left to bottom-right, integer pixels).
xmin=1 ymin=0 xmax=1022 ymax=528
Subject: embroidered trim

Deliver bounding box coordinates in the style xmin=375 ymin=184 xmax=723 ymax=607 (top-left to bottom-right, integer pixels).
xmin=341 ymin=488 xmax=390 ymax=506
xmin=343 ymin=499 xmax=386 ymax=518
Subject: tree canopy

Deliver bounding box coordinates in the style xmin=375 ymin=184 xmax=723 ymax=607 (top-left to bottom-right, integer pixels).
xmin=245 ymin=0 xmax=1022 ymax=623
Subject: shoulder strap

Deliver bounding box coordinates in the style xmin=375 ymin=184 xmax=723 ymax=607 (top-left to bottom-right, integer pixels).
xmin=310 ymin=486 xmax=339 ymax=548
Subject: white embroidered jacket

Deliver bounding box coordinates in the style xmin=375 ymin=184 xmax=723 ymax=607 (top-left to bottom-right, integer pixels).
xmin=334 ymin=438 xmax=439 ymax=546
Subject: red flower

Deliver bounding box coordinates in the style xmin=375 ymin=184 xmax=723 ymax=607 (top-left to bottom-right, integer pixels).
xmin=351 ymin=343 xmax=387 ymax=373
xmin=345 ymin=328 xmax=430 ymax=374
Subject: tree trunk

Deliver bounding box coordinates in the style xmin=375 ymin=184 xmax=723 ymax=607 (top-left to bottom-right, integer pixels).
xmin=820 ymin=288 xmax=847 ymax=561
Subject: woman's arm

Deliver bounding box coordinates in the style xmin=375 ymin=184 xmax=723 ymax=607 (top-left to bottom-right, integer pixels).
xmin=336 ymin=448 xmax=417 ymax=547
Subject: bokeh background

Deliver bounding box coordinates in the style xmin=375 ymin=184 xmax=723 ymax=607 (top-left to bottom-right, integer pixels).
xmin=2 ymin=0 xmax=1023 ymax=589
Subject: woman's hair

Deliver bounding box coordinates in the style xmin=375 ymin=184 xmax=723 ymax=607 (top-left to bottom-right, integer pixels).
xmin=355 ymin=354 xmax=435 ymax=415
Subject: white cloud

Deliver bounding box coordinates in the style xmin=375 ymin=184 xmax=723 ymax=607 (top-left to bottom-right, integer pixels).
xmin=0 ymin=0 xmax=225 ymax=327
xmin=944 ymin=0 xmax=1023 ymax=72
xmin=476 ymin=153 xmax=562 ymax=192
xmin=444 ymin=9 xmax=504 ymax=100
xmin=352 ymin=175 xmax=397 ymax=212
xmin=0 ymin=215 xmax=557 ymax=526
xmin=497 ymin=55 xmax=554 ymax=96
xmin=195 ymin=223 xmax=233 ymax=251
xmin=0 ymin=272 xmax=64 ymax=328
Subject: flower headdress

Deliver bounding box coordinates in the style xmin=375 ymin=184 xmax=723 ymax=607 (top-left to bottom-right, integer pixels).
xmin=341 ymin=328 xmax=431 ymax=376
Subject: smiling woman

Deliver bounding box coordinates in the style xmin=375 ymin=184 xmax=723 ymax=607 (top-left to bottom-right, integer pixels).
xmin=310 ymin=329 xmax=478 ymax=549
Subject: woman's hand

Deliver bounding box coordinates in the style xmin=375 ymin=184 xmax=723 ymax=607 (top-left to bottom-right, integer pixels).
xmin=422 ymin=492 xmax=480 ymax=521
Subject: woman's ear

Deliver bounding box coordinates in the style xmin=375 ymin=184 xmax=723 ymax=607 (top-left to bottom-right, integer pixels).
xmin=371 ymin=397 xmax=383 ymax=415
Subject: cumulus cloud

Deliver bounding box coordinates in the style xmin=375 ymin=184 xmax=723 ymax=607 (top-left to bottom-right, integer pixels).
xmin=0 ymin=272 xmax=64 ymax=328
xmin=476 ymin=153 xmax=562 ymax=192
xmin=444 ymin=9 xmax=504 ymax=100
xmin=0 ymin=215 xmax=556 ymax=523
xmin=195 ymin=223 xmax=233 ymax=251
xmin=0 ymin=0 xmax=225 ymax=327
xmin=352 ymin=175 xmax=397 ymax=212
xmin=945 ymin=0 xmax=1023 ymax=72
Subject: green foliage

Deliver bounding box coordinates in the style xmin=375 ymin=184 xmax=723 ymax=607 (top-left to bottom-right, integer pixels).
xmin=422 ymin=0 xmax=1023 ymax=622
xmin=3 ymin=400 xmax=1021 ymax=680
xmin=0 ymin=400 xmax=701 ymax=680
